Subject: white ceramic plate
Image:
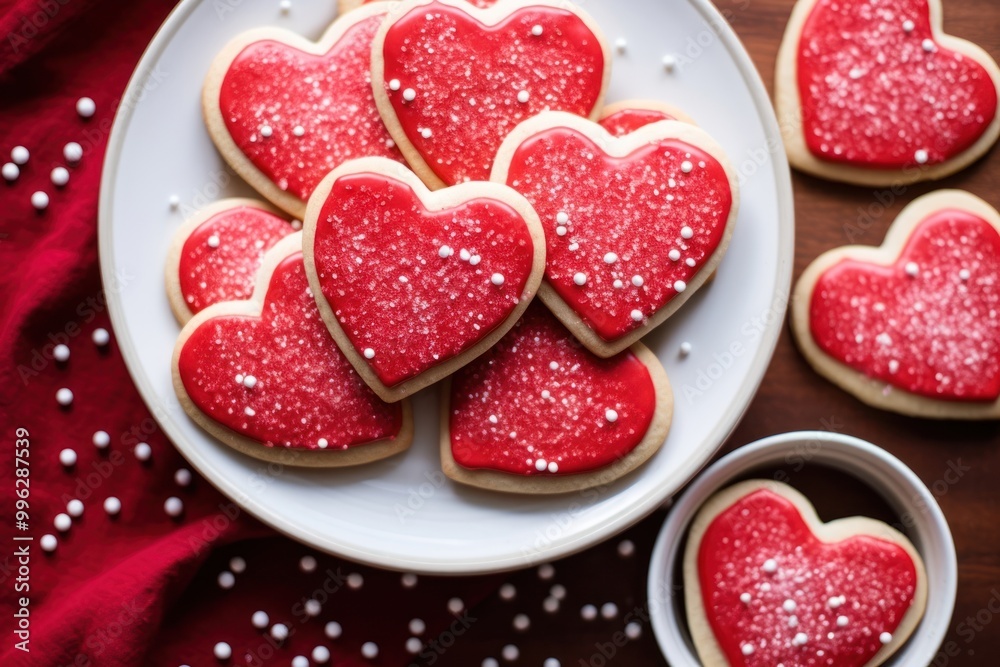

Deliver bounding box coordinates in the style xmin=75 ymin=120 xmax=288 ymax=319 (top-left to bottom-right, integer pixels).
xmin=99 ymin=0 xmax=794 ymax=574
xmin=648 ymin=432 xmax=957 ymax=665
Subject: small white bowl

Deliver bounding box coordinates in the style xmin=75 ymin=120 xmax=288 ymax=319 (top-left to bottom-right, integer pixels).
xmin=648 ymin=431 xmax=957 ymax=666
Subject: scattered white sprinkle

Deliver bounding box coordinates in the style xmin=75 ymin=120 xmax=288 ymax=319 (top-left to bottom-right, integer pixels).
xmin=681 ymin=160 xmax=693 ymax=173
xmin=470 ymin=254 xmax=481 ymax=265
xmin=914 ymin=149 xmax=929 ymax=164
xmin=491 ymin=273 xmax=505 ymax=286
xmin=300 ymin=555 xmax=317 ymax=573
xmin=922 ymin=38 xmax=936 ymax=52
xmin=244 ymin=406 xmax=255 ymax=417
xmin=538 ymin=563 xmax=555 ymax=580
xmin=762 ymin=559 xmax=778 ymax=573
xmin=548 ymin=461 xmax=559 ymax=473
xmin=880 ymin=632 xmax=893 ymax=644
xmin=56 ymin=387 xmax=74 ymax=406
xmin=625 ymin=622 xmax=642 ymax=640
xmin=31 ymin=191 xmax=49 ymax=210
xmin=40 ymin=534 xmax=57 ymax=552
xmin=543 ymin=596 xmax=560 ymax=613
xmin=63 ymin=142 xmax=83 ymax=163
xmin=439 ymin=244 xmax=453 ymax=258
xmin=544 ymin=659 xmax=561 ymax=667
xmin=347 ymin=572 xmax=364 ymax=589
xmin=207 ymin=235 xmax=221 ymax=248
xmin=447 ymin=597 xmax=464 ymax=614
xmin=403 ymin=88 xmax=416 ymax=102
xmin=361 ymin=641 xmax=379 ymax=659
xmin=292 ymin=657 xmax=309 ymax=667
xmin=556 ymin=212 xmax=570 ymax=224
xmin=51 ymin=167 xmax=70 ymax=187
xmin=680 ymin=226 xmax=694 ymax=239
xmin=406 ymin=638 xmax=422 ymax=654
xmin=76 ymin=97 xmax=96 ymax=118
xmin=260 ymin=125 xmax=273 ymax=138
xmin=517 ymin=90 xmax=530 ymax=104
xmin=662 ymin=54 xmax=677 ymax=71
xmin=213 ymin=642 xmax=232 ymax=660
xmin=421 ymin=128 xmax=433 ymax=139
xmin=312 ymin=645 xmax=331 ymax=663
xmin=605 ymin=408 xmax=619 ymax=422
xmin=134 ymin=442 xmax=152 ymax=461
xmin=53 ymin=344 xmax=70 ymax=362
xmin=389 ymin=79 xmax=401 ymax=91
xmin=549 ymin=361 xmax=559 ymax=371
xmin=631 ymin=275 xmax=644 ymax=287
xmin=401 ymin=573 xmax=418 ymax=588
xmin=241 ymin=375 xmax=257 ymax=389
xmin=103 ymin=496 xmax=121 ymax=516
xmin=581 ymin=604 xmax=598 ymax=620
xmin=837 ymin=615 xmax=849 ymax=627
xmin=513 ymin=613 xmax=530 ymax=631
xmin=175 ymin=468 xmax=193 ymax=486
xmin=685 ymin=257 xmax=697 ymax=268
xmin=680 ymin=341 xmax=693 ymax=357
xmin=793 ymin=632 xmax=808 ymax=646
xmin=668 ymin=249 xmax=681 ymax=261
xmin=501 ymin=644 xmax=519 ymax=661
xmin=409 ymin=618 xmax=426 ymax=635
xmin=783 ymin=599 xmax=797 ymax=613
xmin=218 ymin=571 xmax=235 ymax=589
xmin=317 ymin=438 xmax=329 ymax=449
xmin=54 ymin=513 xmax=72 ymax=532
xmin=603 ymin=252 xmax=618 ymax=264
xmin=535 ymin=458 xmax=548 ymax=471
xmin=92 ymin=328 xmax=110 ymax=346
xmin=164 ymin=496 xmax=184 ymax=518
xmin=11 ymin=146 xmax=29 ymax=164
xmin=229 ymin=557 xmax=246 ymax=573
xmin=59 ymin=448 xmax=77 ymax=467
xmin=67 ymin=499 xmax=84 ymax=517
xmin=555 ymin=226 xmax=568 ymax=237
xmin=573 ymin=272 xmax=587 ymax=286
xmin=740 ymin=592 xmax=752 ymax=604
xmin=601 ymin=602 xmax=618 ymax=619
xmin=741 ymin=643 xmax=754 ymax=656
xmin=905 ymin=261 xmax=919 ymax=277
xmin=168 ymin=195 xmax=180 ymax=209
xmin=460 ymin=248 xmax=472 ymax=261
xmin=615 ymin=37 xmax=627 ymax=53
xmin=630 ymin=309 xmax=643 ymax=322
xmin=292 ymin=125 xmax=305 ymax=137
xmin=483 ymin=659 xmax=500 ymax=667
xmin=2 ymin=162 xmax=18 ymax=181
xmin=828 ymin=596 xmax=845 ymax=608
xmin=270 ymin=623 xmax=289 ymax=641
xmin=324 ymin=621 xmax=342 ymax=639
xmin=364 ymin=348 xmax=375 ymax=359
xmin=280 ymin=0 xmax=292 ymax=12
xmin=618 ymin=539 xmax=635 ymax=557
xmin=252 ymin=610 xmax=270 ymax=629
xmin=500 ymin=583 xmax=517 ymax=600
xmin=531 ymin=24 xmax=543 ymax=36
xmin=674 ymin=280 xmax=687 ymax=293
xmin=613 ymin=279 xmax=624 ymax=289
xmin=903 ymin=19 xmax=915 ymax=32
xmin=959 ymin=268 xmax=971 ymax=281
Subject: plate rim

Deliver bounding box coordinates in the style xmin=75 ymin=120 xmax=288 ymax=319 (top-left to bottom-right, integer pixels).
xmin=98 ymin=0 xmax=795 ymax=574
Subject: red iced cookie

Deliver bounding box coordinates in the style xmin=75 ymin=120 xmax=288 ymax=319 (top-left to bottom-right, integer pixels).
xmin=372 ymin=0 xmax=610 ymax=188
xmin=173 ymin=234 xmax=412 ymax=466
xmin=203 ymin=5 xmax=407 ymax=218
xmin=442 ymin=302 xmax=672 ymax=494
xmin=492 ymin=112 xmax=738 ymax=357
xmin=303 ymin=157 xmax=545 ymax=402
xmin=793 ymin=190 xmax=1000 ymax=419
xmin=598 ymin=99 xmax=696 ymax=137
xmin=685 ymin=480 xmax=927 ymax=667
xmin=166 ymin=199 xmax=296 ymax=324
xmin=776 ymin=0 xmax=1000 ymax=185
xmin=339 ymin=0 xmax=497 ymax=13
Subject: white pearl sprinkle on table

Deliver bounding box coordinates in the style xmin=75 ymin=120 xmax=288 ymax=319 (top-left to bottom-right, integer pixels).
xmin=324 ymin=621 xmax=342 ymax=639
xmin=134 ymin=442 xmax=152 ymax=462
xmin=299 ymin=555 xmax=317 ymax=573
xmin=93 ymin=430 xmax=111 ymax=449
xmin=66 ymin=499 xmax=84 ymax=517
xmin=56 ymin=388 xmax=74 ymax=406
xmin=103 ymin=496 xmax=121 ymax=516
xmin=213 ymin=641 xmax=231 ymax=660
xmin=59 ymin=448 xmax=77 ymax=467
xmin=401 ymin=572 xmax=418 ymax=588
xmin=499 ymin=583 xmax=516 ymax=600
xmin=11 ymin=146 xmax=29 ymax=164
xmin=270 ymin=623 xmax=289 ymax=641
xmin=581 ymin=604 xmax=597 ymax=620
xmin=174 ymin=468 xmax=192 ymax=486
xmin=54 ymin=513 xmax=71 ymax=532
xmin=538 ymin=563 xmax=555 ymax=580
xmin=251 ymin=610 xmax=269 ymax=629
xmin=92 ymin=327 xmax=110 ymax=346
xmin=291 ymin=656 xmax=308 ymax=667
xmin=51 ymin=167 xmax=70 ymax=187
xmin=63 ymin=142 xmax=83 ymax=163
xmin=31 ymin=191 xmax=49 ymax=210
xmin=312 ymin=645 xmax=331 ymax=663
xmin=164 ymin=496 xmax=184 ymax=518
xmin=76 ymin=97 xmax=96 ymax=118
xmin=617 ymin=539 xmax=635 ymax=557
xmin=40 ymin=534 xmax=57 ymax=552
xmin=217 ymin=571 xmax=235 ymax=589
xmin=361 ymin=641 xmax=379 ymax=659
xmin=347 ymin=572 xmax=364 ymax=589
xmin=2 ymin=162 xmax=18 ymax=181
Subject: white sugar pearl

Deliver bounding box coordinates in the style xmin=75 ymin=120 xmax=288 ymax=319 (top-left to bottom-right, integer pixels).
xmin=601 ymin=602 xmax=618 ymax=619
xmin=164 ymin=496 xmax=184 ymax=517
xmin=213 ymin=642 xmax=232 ymax=660
xmin=76 ymin=97 xmax=96 ymax=118
xmin=685 ymin=257 xmax=697 ymax=268
xmin=252 ymin=610 xmax=270 ymax=629
xmin=603 ymin=252 xmax=618 ymax=264
xmin=905 ymin=261 xmax=919 ymax=277
xmin=914 ymin=149 xmax=928 ymax=164
xmin=674 ymin=280 xmax=687 ymax=293
xmin=605 ymin=408 xmax=618 ymax=422
xmin=631 ymin=275 xmax=643 ymax=287
xmin=63 ymin=142 xmax=83 ymax=163
xmin=361 ymin=642 xmax=379 ymax=659
xmin=439 ymin=245 xmax=452 ymax=258
xmin=305 ymin=599 xmax=322 ymax=616
xmin=56 ymin=388 xmax=74 ymax=406
xmin=67 ymin=499 xmax=84 ymax=517
xmin=828 ymin=596 xmax=844 ymax=608
xmin=207 ymin=235 xmax=221 ymax=248
xmin=402 ymin=572 xmax=418 ymax=587
xmin=363 ymin=347 xmax=376 ymax=360
xmin=762 ymin=559 xmax=778 ymax=573
xmin=2 ymin=162 xmax=18 ymax=181
xmin=740 ymin=592 xmax=752 ymax=604
xmin=793 ymin=632 xmax=808 ymax=646
xmin=491 ymin=273 xmax=505 ymax=286
xmin=555 ymin=226 xmax=567 ymax=236
xmin=543 ymin=596 xmax=559 ymax=613
xmin=550 ymin=584 xmax=567 ymax=600
xmin=625 ymin=623 xmax=642 ymax=640
xmin=53 ymin=344 xmax=70 ymax=362
xmin=389 ymin=79 xmax=401 ymax=91
xmin=501 ymin=645 xmax=519 ymax=661
xmin=837 ymin=615 xmax=849 ymax=627
xmin=513 ymin=613 xmax=530 ymax=631
xmin=470 ymin=255 xmax=481 ymax=265
xmin=459 ymin=248 xmax=471 ymax=261
xmin=312 ymin=645 xmax=331 ymax=663
xmin=93 ymin=430 xmax=110 ymax=448
xmin=618 ymin=539 xmax=635 ymax=557
xmin=482 ymin=659 xmax=500 ymax=667
xmin=291 ymin=657 xmax=309 ymax=667
xmin=662 ymin=54 xmax=677 ymax=71
xmin=960 ymin=268 xmax=971 ymax=281
xmin=547 ymin=461 xmax=558 ymax=473
xmin=668 ymin=249 xmax=681 ymax=261
xmin=500 ymin=583 xmax=516 ymax=600
xmin=348 ymin=572 xmax=364 ymax=589
xmin=630 ymin=309 xmax=643 ymax=322
xmin=517 ymin=90 xmax=530 ymax=104
xmin=615 ymin=38 xmax=627 ymax=53
xmin=556 ymin=211 xmax=569 ymax=224
xmin=54 ymin=513 xmax=72 ymax=532
xmin=681 ymin=226 xmax=694 ymax=239
xmin=31 ymin=191 xmax=49 ymax=210
xmin=40 ymin=534 xmax=58 ymax=552
xmin=103 ymin=496 xmax=121 ymax=516
xmin=880 ymin=632 xmax=893 ymax=644
xmin=325 ymin=620 xmax=343 ymax=638
xmin=538 ymin=563 xmax=555 ymax=579
xmin=531 ymin=24 xmax=543 ymax=36
xmin=581 ymin=604 xmax=597 ymax=620
xmin=403 ymin=88 xmax=416 ymax=102
xmin=534 ymin=458 xmax=547 ymax=471
xmin=903 ymin=19 xmax=915 ymax=32
xmin=573 ymin=272 xmax=587 ymax=286
xmin=217 ymin=571 xmax=235 ymax=589
xmin=260 ymin=125 xmax=272 ymax=138
xmin=409 ymin=618 xmax=426 ymax=634
xmin=613 ymin=279 xmax=623 ymax=289
xmin=175 ymin=468 xmax=193 ymax=486
xmin=280 ymin=0 xmax=292 ymax=12
xmin=11 ymin=146 xmax=29 ymax=164
xmin=448 ymin=597 xmax=464 ymax=613
xmin=292 ymin=125 xmax=305 ymax=137
xmin=922 ymin=38 xmax=935 ymax=52
xmin=134 ymin=442 xmax=152 ymax=461
xmin=681 ymin=160 xmax=693 ymax=173
xmin=783 ymin=599 xmax=797 ymax=613
xmin=741 ymin=643 xmax=754 ymax=656
xmin=168 ymin=195 xmax=180 ymax=209
xmin=680 ymin=341 xmax=693 ymax=357
xmin=242 ymin=375 xmax=257 ymax=389
xmin=270 ymin=623 xmax=289 ymax=641
xmin=299 ymin=555 xmax=317 ymax=572
xmin=229 ymin=556 xmax=246 ymax=573
xmin=92 ymin=327 xmax=110 ymax=346
xmin=59 ymin=448 xmax=77 ymax=467
xmin=51 ymin=167 xmax=70 ymax=187
xmin=549 ymin=361 xmax=559 ymax=371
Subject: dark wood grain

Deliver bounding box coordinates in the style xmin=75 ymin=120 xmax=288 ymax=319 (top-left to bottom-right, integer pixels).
xmin=435 ymin=1 xmax=1000 ymax=665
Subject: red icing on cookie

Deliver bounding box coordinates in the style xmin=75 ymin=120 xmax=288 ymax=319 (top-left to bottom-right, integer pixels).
xmin=218 ymin=13 xmax=404 ymax=201
xmin=809 ymin=209 xmax=1000 ymax=401
xmin=797 ymin=0 xmax=998 ymax=168
xmin=449 ymin=302 xmax=656 ymax=475
xmin=504 ymin=126 xmax=732 ymax=342
xmin=379 ymin=1 xmax=606 ymax=185
xmin=178 ymin=252 xmax=402 ymax=449
xmin=178 ymin=205 xmax=294 ymax=315
xmin=698 ymin=488 xmax=918 ymax=666
xmin=599 ymin=108 xmax=676 ymax=137
xmin=364 ymin=0 xmax=497 ymax=6
xmin=310 ymin=173 xmax=537 ymax=387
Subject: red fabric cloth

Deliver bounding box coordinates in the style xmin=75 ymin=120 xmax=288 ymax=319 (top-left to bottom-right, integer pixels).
xmin=0 ymin=2 xmax=663 ymax=666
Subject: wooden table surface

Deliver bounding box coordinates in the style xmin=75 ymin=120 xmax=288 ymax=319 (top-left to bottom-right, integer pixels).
xmin=437 ymin=1 xmax=1000 ymax=665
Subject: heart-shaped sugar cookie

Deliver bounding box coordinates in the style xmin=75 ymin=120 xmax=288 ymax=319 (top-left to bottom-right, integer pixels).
xmin=165 ymin=198 xmax=296 ymax=324
xmin=792 ymin=190 xmax=1000 ymax=419
xmin=303 ymin=157 xmax=545 ymax=402
xmin=775 ymin=0 xmax=1000 ymax=185
xmin=492 ymin=112 xmax=739 ymax=357
xmin=598 ymin=99 xmax=696 ymax=137
xmin=173 ymin=233 xmax=412 ymax=466
xmin=685 ymin=480 xmax=927 ymax=667
xmin=442 ymin=301 xmax=672 ymax=494
xmin=372 ymin=0 xmax=610 ymax=189
xmin=203 ymin=4 xmax=406 ymax=218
